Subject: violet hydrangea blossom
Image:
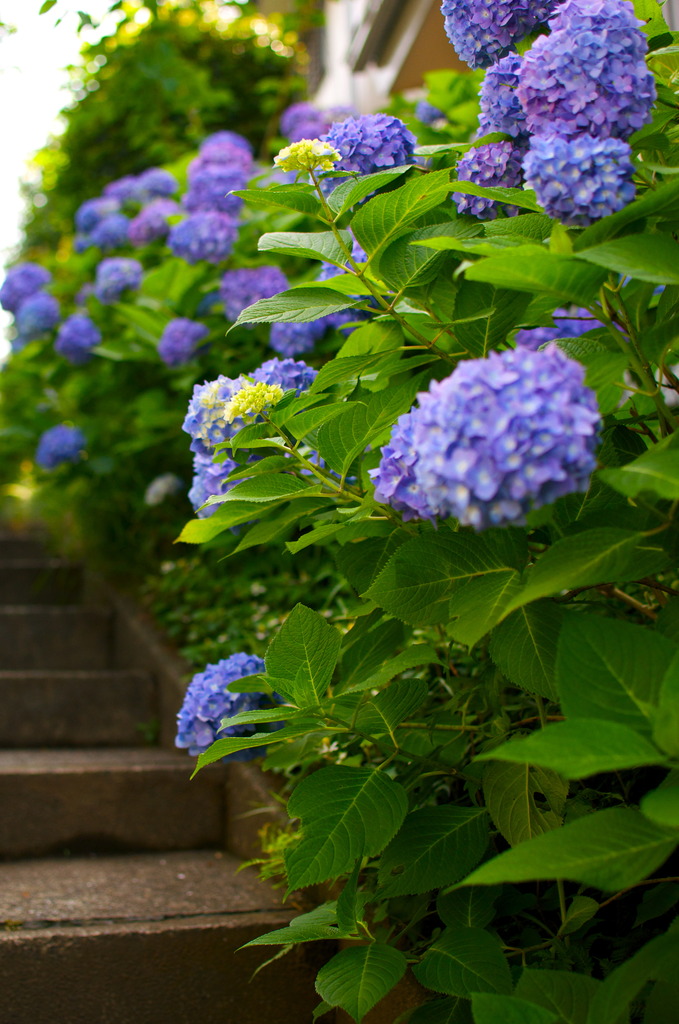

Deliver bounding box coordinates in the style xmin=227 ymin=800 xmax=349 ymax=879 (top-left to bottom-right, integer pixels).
xmin=188 ymin=451 xmax=240 ymax=516
xmin=252 ymin=356 xmax=317 ymax=393
xmin=175 ymin=652 xmax=271 ymax=759
xmin=453 ymin=141 xmax=524 ymax=219
xmin=94 ymin=258 xmax=144 ymax=304
xmin=55 ymin=313 xmax=102 ymax=364
xmin=220 ymin=266 xmax=289 ymax=323
xmin=322 ymin=114 xmax=417 ymax=178
xmin=478 ymin=53 xmax=528 ymax=142
xmin=270 ymin=320 xmax=327 ymax=358
xmin=75 ymin=197 xmax=120 ymax=233
xmin=15 ymin=293 xmax=60 ymax=340
xmin=370 ymin=411 xmax=437 ymax=523
xmin=168 ymin=212 xmax=238 ymax=265
xmin=158 ymin=318 xmax=210 ymax=367
xmin=128 ymin=199 xmax=180 ymax=247
xmin=90 ymin=213 xmax=131 ymax=252
xmin=35 ymin=425 xmax=86 ymax=470
xmin=0 ymin=263 xmax=52 ymax=314
xmin=440 ymin=0 xmax=559 ymax=69
xmin=415 ymin=100 xmax=446 ymax=125
xmin=130 ymin=168 xmax=179 ymax=202
xmin=183 ymin=165 xmax=246 ymax=217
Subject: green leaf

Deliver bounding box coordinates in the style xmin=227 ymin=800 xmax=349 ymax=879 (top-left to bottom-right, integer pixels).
xmin=283 ymin=402 xmax=348 ymax=441
xmin=350 ymin=645 xmax=441 ymax=693
xmin=576 ymin=234 xmax=679 ymax=285
xmin=380 ymin=226 xmax=450 ymax=291
xmin=215 ymin=475 xmax=317 ymax=504
xmin=265 ymin=603 xmax=341 ymax=707
xmin=234 ymin=184 xmax=323 ymax=217
xmin=340 ymin=619 xmax=408 ymax=691
xmin=326 ymin=166 xmax=412 ymax=215
xmin=559 ymin=895 xmax=600 ymax=937
xmin=353 ymin=679 xmax=428 ymax=734
xmin=600 ymin=433 xmax=679 ymax=500
xmin=316 ymin=402 xmax=370 ymax=475
xmin=176 ymin=500 xmax=265 ymax=543
xmin=640 ymin=786 xmax=679 ymax=829
xmin=315 ymin=944 xmax=408 ymax=1024
xmin=462 ymin=807 xmax=678 ymax=891
xmin=240 ymin=903 xmax=340 ymax=946
xmin=193 ymin=723 xmax=311 ymax=772
xmin=448 ymin=571 xmax=522 ymax=648
xmin=653 ymin=650 xmax=679 ymax=756
xmin=471 ymin=993 xmax=558 ymax=1024
xmin=587 ymin=931 xmax=679 ymax=1024
xmin=408 ymin=997 xmax=473 ymax=1024
xmin=450 ymin=183 xmax=542 ymax=212
xmin=452 ymin=283 xmax=531 ymax=358
xmin=258 ymin=229 xmax=353 ymax=265
xmin=489 ymin=601 xmax=563 ymax=701
xmin=285 ymin=766 xmax=408 ymax=889
xmin=634 ymin=0 xmax=670 ymax=39
xmin=634 ymin=882 xmax=679 ymax=926
xmin=483 ymin=761 xmax=567 ymax=847
xmin=413 ymin=927 xmax=512 ymax=998
xmin=575 ymin=176 xmax=679 ymax=250
xmin=556 ymin=615 xmax=677 ymax=734
xmin=465 ymin=248 xmax=607 ymax=305
xmin=437 ymin=887 xmax=499 ymax=931
xmin=336 ymin=861 xmax=362 ymax=936
xmin=378 ymin=806 xmax=489 ymax=897
xmin=39 ymin=0 xmax=58 ymax=12
xmin=220 ymin=706 xmax=300 ymax=728
xmin=231 ymin=287 xmax=363 ymax=328
xmin=516 ymin=970 xmax=601 ymax=1024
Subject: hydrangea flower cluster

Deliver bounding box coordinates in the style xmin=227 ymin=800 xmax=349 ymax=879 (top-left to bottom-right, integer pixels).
xmin=175 ymin=652 xmax=271 ymax=759
xmin=275 ymin=139 xmax=341 ymax=175
xmin=252 ymin=356 xmax=318 ymax=393
xmin=322 ymin=114 xmax=417 ymax=178
xmin=75 ymin=197 xmax=120 ymax=234
xmin=168 ymin=211 xmax=238 ymax=265
xmin=128 ymin=199 xmax=179 ymax=247
xmin=0 ymin=263 xmax=52 ymax=314
xmin=478 ymin=53 xmax=527 ymax=141
xmin=94 ymin=258 xmax=144 ymax=304
xmin=199 ymin=130 xmax=253 ymax=161
xmin=54 ymin=313 xmax=102 ymax=364
xmin=144 ymin=472 xmax=183 ymax=506
xmin=270 ymin=319 xmax=326 ymax=357
xmin=279 ymin=102 xmax=356 ymax=142
xmin=15 ymin=293 xmax=61 ymax=341
xmin=103 ymin=175 xmax=139 ymax=202
xmin=369 ymin=411 xmax=436 ymax=522
xmin=89 ymin=213 xmax=131 ymax=252
xmin=440 ymin=0 xmax=559 ymax=68
xmin=453 ymin=142 xmax=524 ymax=219
xmin=129 ymin=167 xmax=179 ymax=203
xmin=374 ymin=346 xmax=601 ymax=529
xmin=515 ymin=307 xmax=604 ymax=349
xmin=415 ymin=100 xmax=446 ymax=125
xmin=35 ymin=425 xmax=86 ymax=470
xmin=158 ymin=318 xmax=210 ymax=367
xmin=220 ymin=266 xmax=289 ymax=323
xmin=183 ymin=165 xmax=246 ymax=217
xmin=188 ymin=451 xmax=240 ymax=516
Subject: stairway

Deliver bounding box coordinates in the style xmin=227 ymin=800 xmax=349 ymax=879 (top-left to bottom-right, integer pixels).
xmin=0 ymin=532 xmax=327 ymax=1024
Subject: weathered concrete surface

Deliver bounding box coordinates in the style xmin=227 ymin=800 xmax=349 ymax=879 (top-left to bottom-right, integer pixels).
xmin=0 ymin=558 xmax=82 ymax=604
xmin=0 ymin=749 xmax=228 ymax=858
xmin=0 ymin=669 xmax=156 ymax=747
xmin=0 ymin=912 xmax=332 ymax=1024
xmin=0 ymin=534 xmax=48 ymax=559
xmin=0 ymin=606 xmax=112 ymax=670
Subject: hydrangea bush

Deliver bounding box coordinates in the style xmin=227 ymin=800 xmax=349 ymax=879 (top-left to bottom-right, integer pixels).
xmin=3 ymin=3 xmax=679 ymax=1020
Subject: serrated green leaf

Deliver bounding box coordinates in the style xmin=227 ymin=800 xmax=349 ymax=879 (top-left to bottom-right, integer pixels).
xmin=265 ymin=603 xmax=341 ymax=707
xmin=408 ymin=996 xmax=473 ymax=1024
xmin=215 ymin=475 xmax=318 ymax=504
xmin=315 ymin=943 xmax=408 ymax=1024
xmin=516 ymin=970 xmax=601 ymax=1024
xmin=378 ymin=806 xmax=489 ymax=897
xmin=413 ymin=927 xmax=512 ymax=998
xmin=653 ymin=650 xmax=679 ymax=756
xmin=283 ymin=402 xmax=348 ymax=441
xmin=285 ymin=765 xmax=408 ymax=889
xmin=483 ymin=761 xmax=567 ymax=847
xmin=448 ymin=571 xmax=522 ymax=647
xmin=231 ymin=287 xmax=363 ymax=328
xmin=477 ymin=719 xmax=667 ymax=778
xmin=350 ymin=645 xmax=442 ymax=693
xmin=640 ymin=786 xmax=679 ymax=829
xmin=462 ymin=807 xmax=678 ymax=891
xmin=450 ymin=183 xmax=542 ymax=212
xmin=339 ymin=619 xmax=406 ymax=691
xmin=452 ymin=282 xmax=531 ymax=358
xmin=258 ymin=229 xmax=352 ymax=265
xmin=600 ymin=432 xmax=679 ymax=500
xmin=353 ymin=679 xmax=428 ymax=736
xmin=465 ymin=248 xmax=607 ymax=305
xmin=437 ymin=887 xmax=499 ymax=931
xmin=471 ymin=993 xmax=558 ymax=1024
xmin=559 ymin=895 xmax=600 ymax=937
xmin=326 ymin=166 xmax=412 ymax=215
xmin=489 ymin=601 xmax=563 ymax=701
xmin=220 ymin=706 xmax=299 ymax=729
xmin=193 ymin=720 xmax=315 ymax=772
xmin=286 ymin=521 xmax=346 ymax=554
xmin=587 ymin=931 xmax=679 ymax=1024
xmin=576 ymin=234 xmax=679 ymax=285
xmin=234 ymin=184 xmax=323 ymax=217
xmin=240 ymin=903 xmax=340 ymax=946
xmin=316 ymin=402 xmax=370 ymax=474
xmin=575 ymin=175 xmax=679 ymax=250
xmin=336 ymin=861 xmax=362 ymax=936
xmin=556 ymin=615 xmax=677 ymax=734
xmin=176 ymin=500 xmax=263 ymax=543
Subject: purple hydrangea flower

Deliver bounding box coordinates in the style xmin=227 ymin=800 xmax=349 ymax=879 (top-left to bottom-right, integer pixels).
xmin=189 ymin=145 xmax=253 ymax=181
xmin=517 ymin=0 xmax=656 ymax=141
xmin=369 ymin=410 xmax=437 ymax=522
xmin=188 ymin=451 xmax=240 ymax=516
xmin=280 ymin=102 xmax=334 ymax=142
xmin=131 ymin=167 xmax=179 ymax=202
xmin=183 ymin=374 xmax=247 ymax=455
xmin=453 ymin=141 xmax=524 ymax=219
xmin=522 ymin=132 xmax=636 ymax=226
xmin=252 ymin=356 xmax=317 ymax=393
xmin=35 ymin=425 xmax=86 ymax=470
xmin=175 ymin=652 xmax=270 ymax=758
xmin=128 ymin=199 xmax=180 ymax=247
xmin=322 ymin=114 xmax=417 ymax=178
xmin=75 ymin=197 xmax=120 ymax=233
xmin=515 ymin=307 xmax=604 ymax=349
xmin=103 ymin=175 xmax=139 ymax=202
xmin=158 ymin=318 xmax=210 ymax=367
xmin=220 ymin=266 xmax=289 ymax=323
xmin=90 ymin=213 xmax=131 ymax=251
xmin=54 ymin=313 xmax=102 ymax=364
xmin=478 ymin=53 xmax=527 ymax=141
xmin=441 ymin=0 xmax=560 ymax=68
xmin=200 ymin=131 xmax=253 ymax=158
xmin=183 ymin=165 xmax=246 ymax=216
xmin=0 ymin=263 xmax=52 ymax=314
xmin=94 ymin=257 xmax=144 ymax=304
xmin=270 ymin=319 xmax=326 ymax=357
xmin=168 ymin=212 xmax=238 ymax=265
xmin=15 ymin=293 xmax=60 ymax=340
xmin=393 ymin=346 xmax=601 ymax=529
xmin=415 ymin=100 xmax=446 ymax=124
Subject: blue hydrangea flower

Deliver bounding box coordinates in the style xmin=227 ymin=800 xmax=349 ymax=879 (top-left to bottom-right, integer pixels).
xmin=220 ymin=266 xmax=289 ymax=323
xmin=188 ymin=451 xmax=240 ymax=516
xmin=280 ymin=101 xmax=332 ymax=141
xmin=478 ymin=53 xmax=527 ymax=141
xmin=103 ymin=175 xmax=139 ymax=203
xmin=200 ymin=131 xmax=253 ymax=158
xmin=396 ymin=345 xmax=601 ymax=529
xmin=322 ymin=114 xmax=417 ymax=178
xmin=130 ymin=167 xmax=179 ymax=202
xmin=90 ymin=213 xmax=131 ymax=251
xmin=517 ymin=0 xmax=656 ymax=140
xmin=453 ymin=141 xmax=524 ymax=219
xmin=94 ymin=258 xmax=144 ymax=304
xmin=522 ymin=132 xmax=636 ymax=226
xmin=144 ymin=472 xmax=183 ymax=506
xmin=183 ymin=165 xmax=246 ymax=216
xmin=35 ymin=425 xmax=86 ymax=470
xmin=175 ymin=652 xmax=271 ymax=758
xmin=15 ymin=293 xmax=61 ymax=340
xmin=183 ymin=375 xmax=247 ymax=455
xmin=270 ymin=319 xmax=326 ymax=357
xmin=515 ymin=307 xmax=604 ymax=349
xmin=75 ymin=197 xmax=120 ymax=233
xmin=441 ymin=0 xmax=559 ymax=68
xmin=55 ymin=313 xmax=102 ymax=364
xmin=415 ymin=100 xmax=446 ymax=124
xmin=168 ymin=212 xmax=238 ymax=265
xmin=158 ymin=318 xmax=210 ymax=367
xmin=369 ymin=411 xmax=437 ymax=522
xmin=0 ymin=263 xmax=52 ymax=314
xmin=252 ymin=356 xmax=317 ymax=393
xmin=128 ymin=199 xmax=180 ymax=247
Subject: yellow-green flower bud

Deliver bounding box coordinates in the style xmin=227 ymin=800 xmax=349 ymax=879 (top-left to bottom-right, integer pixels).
xmin=274 ymin=138 xmax=341 ymax=174
xmin=223 ymin=381 xmax=285 ymax=423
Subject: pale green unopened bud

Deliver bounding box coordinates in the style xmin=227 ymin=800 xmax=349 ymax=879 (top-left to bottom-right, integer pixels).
xmin=223 ymin=381 xmax=285 ymax=423
xmin=274 ymin=138 xmax=341 ymax=174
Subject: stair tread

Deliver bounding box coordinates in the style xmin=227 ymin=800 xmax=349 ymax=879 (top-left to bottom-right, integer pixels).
xmin=0 ymin=850 xmax=281 ymax=927
xmin=0 ymin=747 xmax=198 ymax=774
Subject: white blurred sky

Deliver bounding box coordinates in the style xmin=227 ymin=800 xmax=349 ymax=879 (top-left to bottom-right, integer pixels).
xmin=0 ymin=0 xmax=118 ymax=356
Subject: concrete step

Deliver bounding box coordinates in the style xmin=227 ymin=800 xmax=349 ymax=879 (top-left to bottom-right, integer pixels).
xmin=0 ymin=534 xmax=48 ymax=559
xmin=0 ymin=558 xmax=83 ymax=604
xmin=0 ymin=606 xmax=112 ymax=670
xmin=0 ymin=850 xmax=328 ymax=1024
xmin=0 ymin=749 xmax=228 ymax=859
xmin=0 ymin=670 xmax=156 ymax=747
